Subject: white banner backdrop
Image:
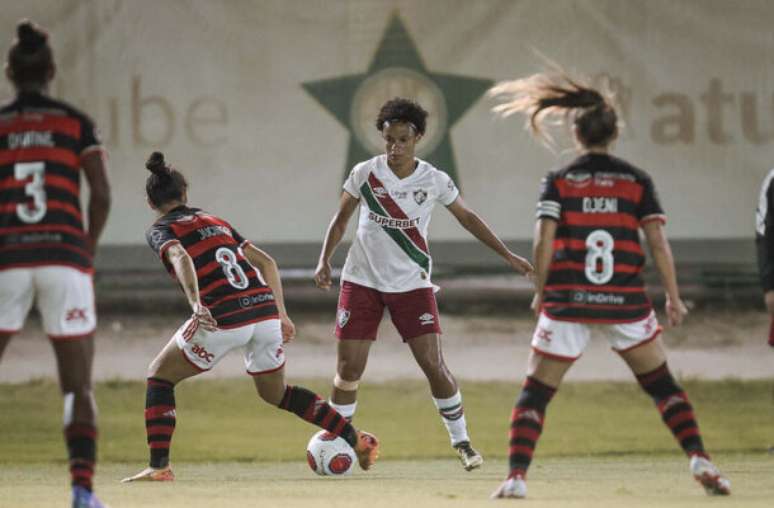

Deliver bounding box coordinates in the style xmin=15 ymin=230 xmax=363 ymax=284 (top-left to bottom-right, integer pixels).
xmin=1 ymin=0 xmax=771 ymax=244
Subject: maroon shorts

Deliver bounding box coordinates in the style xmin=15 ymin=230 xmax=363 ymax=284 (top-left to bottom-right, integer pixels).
xmin=335 ymin=280 xmax=441 ymax=341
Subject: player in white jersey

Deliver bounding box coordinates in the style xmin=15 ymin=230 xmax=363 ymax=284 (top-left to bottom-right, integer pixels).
xmin=314 ymin=98 xmax=533 ymax=470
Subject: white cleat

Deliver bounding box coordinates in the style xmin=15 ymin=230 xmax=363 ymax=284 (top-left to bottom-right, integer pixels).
xmin=454 ymin=441 xmax=483 ymax=471
xmin=690 ymin=456 xmax=731 ymax=496
xmin=120 ymin=466 xmax=175 ymax=483
xmin=490 ymin=475 xmax=527 ymax=499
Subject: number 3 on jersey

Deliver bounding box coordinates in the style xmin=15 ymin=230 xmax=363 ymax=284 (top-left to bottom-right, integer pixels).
xmin=585 ymin=229 xmax=614 ymax=285
xmin=215 ymin=247 xmax=249 ymax=289
xmin=15 ymin=162 xmax=46 ymax=223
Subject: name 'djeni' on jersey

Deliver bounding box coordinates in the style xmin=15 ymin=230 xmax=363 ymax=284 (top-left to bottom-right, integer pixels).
xmin=582 ymin=197 xmax=618 ymax=213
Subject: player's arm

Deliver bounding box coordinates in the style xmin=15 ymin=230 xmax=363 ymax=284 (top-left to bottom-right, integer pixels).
xmin=164 ymin=242 xmax=217 ymax=331
xmin=314 ymin=192 xmax=360 ymax=290
xmin=81 ymin=150 xmax=111 ymax=254
xmin=242 ymin=243 xmax=295 ymax=342
xmin=446 ymin=196 xmax=533 ymax=276
xmin=642 ymin=221 xmax=687 ymax=327
xmin=532 ymin=218 xmax=557 ymax=316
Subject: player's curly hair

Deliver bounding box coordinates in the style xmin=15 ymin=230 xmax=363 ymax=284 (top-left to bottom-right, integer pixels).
xmin=489 ymin=66 xmax=618 ymax=150
xmin=376 ymin=98 xmax=428 ymax=136
xmin=7 ymin=20 xmax=54 ymax=88
xmin=145 ymin=151 xmax=188 ymax=208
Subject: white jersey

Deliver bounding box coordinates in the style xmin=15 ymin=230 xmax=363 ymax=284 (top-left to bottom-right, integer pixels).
xmin=340 ymin=155 xmax=459 ymax=293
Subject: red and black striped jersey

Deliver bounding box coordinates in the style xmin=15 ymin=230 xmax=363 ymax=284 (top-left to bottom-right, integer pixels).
xmin=146 ymin=206 xmax=278 ymax=329
xmin=536 ymin=153 xmax=666 ymax=323
xmin=0 ymin=92 xmax=103 ymax=272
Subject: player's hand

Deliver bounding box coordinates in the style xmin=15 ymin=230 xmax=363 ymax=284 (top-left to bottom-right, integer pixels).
xmin=530 ymin=292 xmax=542 ymax=318
xmin=280 ymin=314 xmax=296 ymax=343
xmin=314 ymin=261 xmax=333 ymax=290
xmin=664 ymin=295 xmax=688 ymax=327
xmin=507 ymin=253 xmax=534 ymax=278
xmin=192 ymin=302 xmax=217 ymax=332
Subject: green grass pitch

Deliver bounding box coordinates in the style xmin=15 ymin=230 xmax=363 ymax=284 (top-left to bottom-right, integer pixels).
xmin=1 ymin=378 xmax=772 ymax=507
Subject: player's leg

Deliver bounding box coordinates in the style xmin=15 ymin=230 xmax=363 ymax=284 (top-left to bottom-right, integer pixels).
xmin=614 ymin=318 xmax=730 ymax=495
xmin=34 ymin=267 xmax=104 ymax=506
xmin=0 ymin=333 xmax=13 ymax=360
xmin=387 ymin=288 xmax=480 ymax=468
xmin=247 ymin=319 xmax=379 ymax=469
xmin=406 ymin=333 xmax=473 ymax=442
xmin=492 ymin=315 xmax=584 ymax=498
xmin=50 ymin=337 xmax=99 ymax=498
xmin=330 ymin=340 xmax=372 ymax=419
xmin=329 ymin=281 xmax=383 ymax=420
xmin=122 ymin=320 xmax=217 ymax=483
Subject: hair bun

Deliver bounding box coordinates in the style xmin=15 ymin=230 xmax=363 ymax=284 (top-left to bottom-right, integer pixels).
xmin=16 ymin=20 xmax=48 ymax=53
xmin=145 ymin=151 xmax=169 ymax=176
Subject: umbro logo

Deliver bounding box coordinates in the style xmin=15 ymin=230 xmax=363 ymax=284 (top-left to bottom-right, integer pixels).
xmin=419 ymin=313 xmax=435 ymax=325
xmin=373 ymin=186 xmax=387 ymax=198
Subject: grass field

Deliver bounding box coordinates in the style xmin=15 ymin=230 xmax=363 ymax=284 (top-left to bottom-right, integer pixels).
xmin=1 ymin=378 xmax=772 ymax=507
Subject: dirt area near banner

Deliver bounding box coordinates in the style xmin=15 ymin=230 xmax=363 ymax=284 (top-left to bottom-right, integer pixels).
xmin=1 ymin=308 xmax=771 ymax=383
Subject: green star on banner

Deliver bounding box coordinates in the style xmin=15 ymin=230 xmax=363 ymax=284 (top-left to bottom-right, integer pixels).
xmin=302 ymin=14 xmax=493 ymax=187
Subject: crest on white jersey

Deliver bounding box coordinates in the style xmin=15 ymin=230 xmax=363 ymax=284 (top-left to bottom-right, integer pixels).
xmin=413 ymin=189 xmax=428 ymax=205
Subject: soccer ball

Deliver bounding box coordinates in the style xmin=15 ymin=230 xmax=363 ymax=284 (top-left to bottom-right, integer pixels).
xmin=306 ymin=430 xmax=356 ymax=476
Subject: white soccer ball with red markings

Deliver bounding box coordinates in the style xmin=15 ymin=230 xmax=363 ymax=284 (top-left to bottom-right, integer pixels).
xmin=306 ymin=430 xmax=356 ymax=476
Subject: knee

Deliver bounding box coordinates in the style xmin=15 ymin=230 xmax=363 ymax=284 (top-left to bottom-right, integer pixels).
xmin=337 ymin=358 xmax=365 ymax=382
xmin=415 ymin=350 xmax=445 ymax=376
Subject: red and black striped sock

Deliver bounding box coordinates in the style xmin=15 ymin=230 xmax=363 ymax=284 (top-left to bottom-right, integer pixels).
xmin=278 ymin=385 xmax=358 ymax=448
xmin=636 ymin=362 xmax=708 ymax=458
xmin=508 ymin=376 xmax=557 ymax=479
xmin=65 ymin=422 xmax=97 ymax=491
xmin=145 ymin=377 xmax=176 ymax=468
